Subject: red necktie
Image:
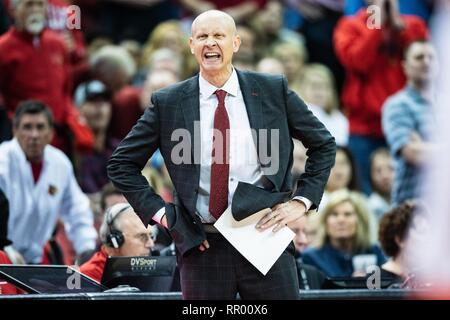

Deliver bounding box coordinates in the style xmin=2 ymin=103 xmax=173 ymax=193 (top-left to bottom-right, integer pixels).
xmin=209 ymin=89 xmax=230 ymax=220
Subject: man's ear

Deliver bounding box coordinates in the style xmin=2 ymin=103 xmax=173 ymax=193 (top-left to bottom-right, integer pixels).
xmin=189 ymin=37 xmax=194 ymax=54
xmin=233 ymin=35 xmax=241 ymax=53
xmin=402 ymin=60 xmax=408 ymax=74
xmin=395 ymin=235 xmax=405 ymax=249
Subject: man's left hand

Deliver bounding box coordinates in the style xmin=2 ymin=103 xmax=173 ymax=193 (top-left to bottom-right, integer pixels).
xmin=256 ymin=200 xmax=308 ymax=233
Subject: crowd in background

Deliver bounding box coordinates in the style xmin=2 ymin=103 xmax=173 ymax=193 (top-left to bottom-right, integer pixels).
xmin=0 ymin=0 xmax=438 ymax=293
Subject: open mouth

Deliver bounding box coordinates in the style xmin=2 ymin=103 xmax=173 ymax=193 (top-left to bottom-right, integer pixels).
xmin=204 ymin=52 xmax=221 ymax=61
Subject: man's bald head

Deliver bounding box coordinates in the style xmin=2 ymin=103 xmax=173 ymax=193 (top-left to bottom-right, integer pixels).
xmin=189 ymin=9 xmax=241 ymax=86
xmin=191 ymin=10 xmax=237 ymax=36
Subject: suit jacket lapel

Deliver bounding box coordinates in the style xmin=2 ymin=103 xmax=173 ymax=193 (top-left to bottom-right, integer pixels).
xmin=181 ymin=75 xmax=201 ymax=208
xmin=181 ymin=75 xmax=200 ymax=156
xmin=236 ymin=70 xmax=263 ymax=156
xmin=236 ymin=70 xmax=279 ymax=189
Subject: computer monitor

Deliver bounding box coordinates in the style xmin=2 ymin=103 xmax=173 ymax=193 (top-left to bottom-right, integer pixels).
xmin=101 ymin=256 xmax=180 ymax=292
xmin=0 ymin=265 xmax=106 ymax=294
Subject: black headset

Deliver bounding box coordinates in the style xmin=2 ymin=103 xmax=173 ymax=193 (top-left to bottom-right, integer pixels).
xmin=105 ymin=204 xmax=131 ymax=249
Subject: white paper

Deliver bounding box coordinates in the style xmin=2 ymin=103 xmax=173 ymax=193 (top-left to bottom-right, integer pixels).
xmin=214 ymin=207 xmax=295 ymax=275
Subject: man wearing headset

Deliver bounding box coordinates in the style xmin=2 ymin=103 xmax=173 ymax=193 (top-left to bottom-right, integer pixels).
xmin=80 ymin=203 xmax=155 ymax=283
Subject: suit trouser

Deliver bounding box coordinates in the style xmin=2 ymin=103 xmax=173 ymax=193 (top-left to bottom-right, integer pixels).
xmin=177 ymin=231 xmax=300 ymax=300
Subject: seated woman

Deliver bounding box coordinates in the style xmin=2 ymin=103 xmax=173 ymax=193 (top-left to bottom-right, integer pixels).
xmin=368 ymin=148 xmax=394 ymax=222
xmin=378 ymin=201 xmax=426 ymax=286
xmin=302 ymin=190 xmax=386 ymax=278
xmin=321 ymin=146 xmax=362 ymax=209
xmin=298 ymin=63 xmax=349 ymax=146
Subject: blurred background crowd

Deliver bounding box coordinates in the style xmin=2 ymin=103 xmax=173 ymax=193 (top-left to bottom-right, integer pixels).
xmin=0 ymin=0 xmax=441 ymax=294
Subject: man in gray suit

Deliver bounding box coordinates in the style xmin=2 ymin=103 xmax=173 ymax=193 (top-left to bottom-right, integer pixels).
xmin=108 ymin=10 xmax=336 ymax=299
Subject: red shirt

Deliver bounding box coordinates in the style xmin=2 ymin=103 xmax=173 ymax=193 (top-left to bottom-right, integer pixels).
xmin=0 ymin=27 xmax=71 ymax=126
xmin=79 ymin=248 xmax=108 ymax=283
xmin=30 ymin=160 xmax=43 ymax=183
xmin=0 ymin=251 xmax=20 ymax=295
xmin=334 ymin=9 xmax=428 ymax=138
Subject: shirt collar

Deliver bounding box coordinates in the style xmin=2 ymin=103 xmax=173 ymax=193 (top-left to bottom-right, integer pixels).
xmin=405 ymin=85 xmax=431 ymax=105
xmin=199 ymin=67 xmax=239 ymax=99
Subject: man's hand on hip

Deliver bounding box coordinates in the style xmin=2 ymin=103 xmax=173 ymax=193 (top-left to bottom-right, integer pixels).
xmin=160 ymin=213 xmax=210 ymax=252
xmin=198 ymin=240 xmax=210 ymax=252
xmin=256 ymin=200 xmax=308 ymax=233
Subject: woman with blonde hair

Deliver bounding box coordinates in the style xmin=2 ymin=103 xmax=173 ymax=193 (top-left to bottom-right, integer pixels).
xmin=299 ymin=63 xmax=348 ymax=146
xmin=272 ymin=42 xmax=307 ymax=94
xmin=140 ymin=20 xmax=197 ymax=79
xmin=302 ymin=190 xmax=385 ymax=277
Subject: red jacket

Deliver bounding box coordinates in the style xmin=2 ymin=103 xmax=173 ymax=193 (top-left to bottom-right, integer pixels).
xmin=0 ymin=27 xmax=71 ymax=125
xmin=0 ymin=251 xmax=20 ymax=295
xmin=79 ymin=248 xmax=108 ymax=283
xmin=334 ymin=9 xmax=428 ymax=138
xmin=0 ymin=27 xmax=94 ymax=152
xmin=4 ymin=0 xmax=89 ymax=87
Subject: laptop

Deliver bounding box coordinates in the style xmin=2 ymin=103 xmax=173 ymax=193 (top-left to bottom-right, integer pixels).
xmin=0 ymin=265 xmax=106 ymax=294
xmin=101 ymin=255 xmax=180 ymax=292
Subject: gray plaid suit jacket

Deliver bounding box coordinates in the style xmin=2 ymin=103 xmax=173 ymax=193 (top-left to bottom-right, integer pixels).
xmin=107 ymin=70 xmax=336 ymax=256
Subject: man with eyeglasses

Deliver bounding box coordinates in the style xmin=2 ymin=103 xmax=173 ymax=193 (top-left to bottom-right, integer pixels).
xmin=80 ymin=203 xmax=156 ymax=283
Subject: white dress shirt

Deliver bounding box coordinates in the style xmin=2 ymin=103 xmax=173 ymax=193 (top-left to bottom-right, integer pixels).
xmin=153 ymin=68 xmax=311 ymax=224
xmin=0 ymin=138 xmax=97 ymax=263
